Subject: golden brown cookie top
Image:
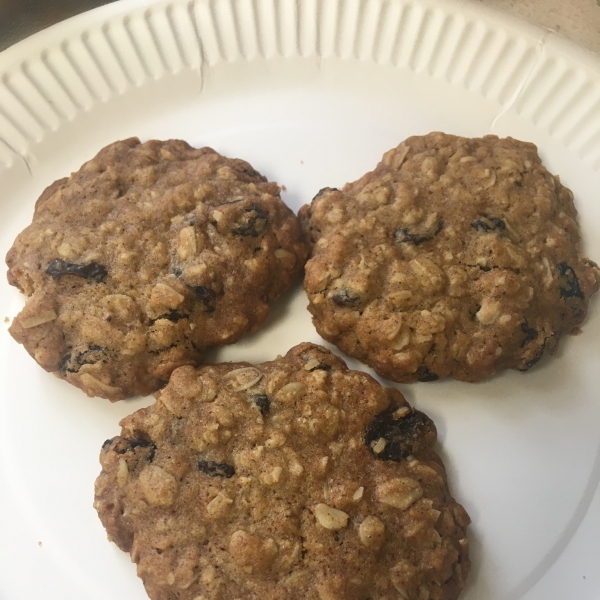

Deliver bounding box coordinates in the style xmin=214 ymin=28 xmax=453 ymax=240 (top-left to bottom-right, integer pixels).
xmin=300 ymin=132 xmax=600 ymax=383
xmin=6 ymin=138 xmax=308 ymax=400
xmin=95 ymin=343 xmax=470 ymax=600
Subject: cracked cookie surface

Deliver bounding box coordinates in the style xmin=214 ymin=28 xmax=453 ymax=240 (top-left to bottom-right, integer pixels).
xmin=300 ymin=133 xmax=600 ymax=383
xmin=94 ymin=343 xmax=470 ymax=600
xmin=6 ymin=138 xmax=308 ymax=400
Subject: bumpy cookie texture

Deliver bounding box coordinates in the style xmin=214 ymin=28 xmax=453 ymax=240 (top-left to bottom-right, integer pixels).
xmin=95 ymin=343 xmax=470 ymax=600
xmin=300 ymin=133 xmax=600 ymax=383
xmin=6 ymin=138 xmax=307 ymax=400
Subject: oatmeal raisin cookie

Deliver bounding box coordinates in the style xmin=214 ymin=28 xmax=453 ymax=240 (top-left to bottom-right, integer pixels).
xmin=95 ymin=343 xmax=470 ymax=600
xmin=300 ymin=133 xmax=600 ymax=382
xmin=6 ymin=138 xmax=308 ymax=399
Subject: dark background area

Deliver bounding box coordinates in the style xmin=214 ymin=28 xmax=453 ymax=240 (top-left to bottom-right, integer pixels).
xmin=0 ymin=0 xmax=116 ymax=51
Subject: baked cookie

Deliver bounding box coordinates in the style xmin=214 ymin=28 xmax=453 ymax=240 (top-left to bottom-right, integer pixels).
xmin=95 ymin=343 xmax=470 ymax=600
xmin=300 ymin=133 xmax=600 ymax=383
xmin=6 ymin=138 xmax=307 ymax=400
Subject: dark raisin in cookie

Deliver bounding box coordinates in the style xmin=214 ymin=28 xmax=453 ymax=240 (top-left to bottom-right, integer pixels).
xmin=95 ymin=343 xmax=470 ymax=600
xmin=6 ymin=138 xmax=308 ymax=400
xmin=300 ymin=133 xmax=600 ymax=383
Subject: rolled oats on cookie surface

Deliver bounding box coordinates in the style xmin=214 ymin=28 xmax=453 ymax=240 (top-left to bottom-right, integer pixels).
xmin=6 ymin=138 xmax=308 ymax=400
xmin=95 ymin=343 xmax=470 ymax=600
xmin=300 ymin=132 xmax=600 ymax=383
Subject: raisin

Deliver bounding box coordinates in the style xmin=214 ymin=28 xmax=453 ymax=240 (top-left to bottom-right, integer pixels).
xmin=491 ymin=218 xmax=505 ymax=231
xmin=112 ymin=436 xmax=156 ymax=461
xmin=365 ymin=406 xmax=434 ymax=462
xmin=189 ymin=285 xmax=216 ymax=313
xmin=128 ymin=437 xmax=157 ymax=462
xmin=557 ymin=262 xmax=584 ymax=300
xmin=190 ymin=285 xmax=215 ymax=301
xmin=471 ymin=216 xmax=506 ymax=234
xmin=519 ymin=337 xmax=548 ymax=371
xmin=102 ymin=438 xmax=114 ymax=450
xmin=231 ymin=204 xmax=268 ymax=237
xmin=77 ymin=345 xmax=103 ymax=362
xmin=520 ymin=321 xmax=538 ymax=346
xmin=163 ymin=310 xmax=188 ymax=323
xmin=46 ymin=259 xmax=108 ymax=282
xmin=332 ymin=288 xmax=361 ymax=307
xmin=149 ymin=311 xmax=188 ymax=324
xmin=394 ymin=220 xmax=443 ymax=245
xmin=252 ymin=394 xmax=270 ymax=416
xmin=58 ymin=352 xmax=72 ymax=375
xmin=59 ymin=346 xmax=106 ymax=374
xmin=415 ymin=366 xmax=439 ymax=382
xmin=198 ymin=460 xmax=235 ymax=478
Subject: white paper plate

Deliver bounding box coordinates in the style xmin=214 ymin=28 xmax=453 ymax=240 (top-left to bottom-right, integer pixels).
xmin=1 ymin=1 xmax=599 ymax=598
